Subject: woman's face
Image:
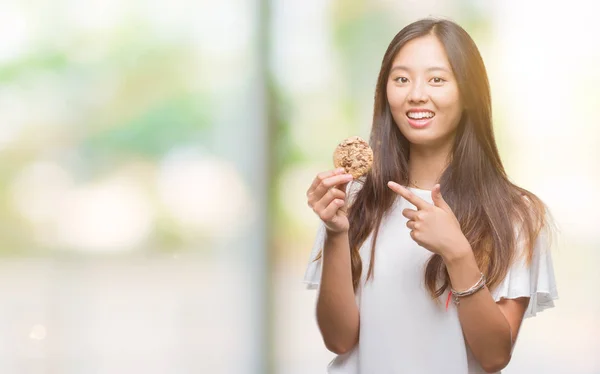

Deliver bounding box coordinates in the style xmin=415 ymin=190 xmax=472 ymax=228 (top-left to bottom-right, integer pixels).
xmin=386 ymin=34 xmax=463 ymax=149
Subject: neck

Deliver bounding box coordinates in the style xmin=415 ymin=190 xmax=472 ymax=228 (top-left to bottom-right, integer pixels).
xmin=408 ymin=142 xmax=453 ymax=191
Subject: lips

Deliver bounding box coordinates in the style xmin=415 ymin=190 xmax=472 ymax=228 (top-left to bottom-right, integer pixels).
xmin=406 ymin=109 xmax=435 ymax=129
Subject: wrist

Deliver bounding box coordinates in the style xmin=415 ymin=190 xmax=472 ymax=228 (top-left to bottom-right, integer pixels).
xmin=443 ymin=243 xmax=482 ymax=292
xmin=325 ymin=228 xmax=349 ymax=241
xmin=441 ymin=239 xmax=473 ymax=265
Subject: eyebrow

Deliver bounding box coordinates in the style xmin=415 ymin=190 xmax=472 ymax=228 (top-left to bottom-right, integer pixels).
xmin=390 ymin=65 xmax=452 ymax=74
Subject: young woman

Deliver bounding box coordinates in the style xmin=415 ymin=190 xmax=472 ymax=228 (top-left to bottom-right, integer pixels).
xmin=304 ymin=18 xmax=558 ymax=374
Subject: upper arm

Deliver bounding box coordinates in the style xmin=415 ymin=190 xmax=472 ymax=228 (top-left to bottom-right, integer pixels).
xmin=496 ymin=297 xmax=530 ymax=346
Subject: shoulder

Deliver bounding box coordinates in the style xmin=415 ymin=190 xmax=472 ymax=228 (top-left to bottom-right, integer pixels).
xmin=510 ymin=187 xmax=550 ymax=233
xmin=509 ymin=187 xmax=558 ymax=265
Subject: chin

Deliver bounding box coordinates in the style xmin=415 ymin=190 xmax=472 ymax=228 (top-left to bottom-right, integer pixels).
xmin=405 ymin=136 xmax=437 ymax=147
xmin=398 ymin=124 xmax=456 ymax=149
xmin=397 ymin=124 xmax=432 ymax=143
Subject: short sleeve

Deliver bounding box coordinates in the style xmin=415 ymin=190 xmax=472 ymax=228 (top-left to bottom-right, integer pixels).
xmin=302 ymin=221 xmax=326 ymax=290
xmin=302 ymin=180 xmax=362 ymax=290
xmin=491 ymin=222 xmax=559 ymax=318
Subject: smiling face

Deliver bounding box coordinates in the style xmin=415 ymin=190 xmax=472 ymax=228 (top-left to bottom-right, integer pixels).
xmin=386 ymin=34 xmax=464 ymax=149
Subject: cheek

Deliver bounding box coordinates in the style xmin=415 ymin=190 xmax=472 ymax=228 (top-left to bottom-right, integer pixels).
xmin=386 ymin=84 xmax=405 ymax=109
xmin=433 ymin=89 xmax=462 ymax=119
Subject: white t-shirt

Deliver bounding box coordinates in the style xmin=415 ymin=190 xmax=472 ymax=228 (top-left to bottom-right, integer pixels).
xmin=303 ymin=183 xmax=558 ymax=374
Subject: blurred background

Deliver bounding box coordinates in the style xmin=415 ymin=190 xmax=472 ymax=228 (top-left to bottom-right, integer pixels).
xmin=0 ymin=0 xmax=598 ymax=373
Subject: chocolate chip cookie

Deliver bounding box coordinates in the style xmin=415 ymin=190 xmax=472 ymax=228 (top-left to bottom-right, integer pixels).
xmin=333 ymin=136 xmax=373 ymax=179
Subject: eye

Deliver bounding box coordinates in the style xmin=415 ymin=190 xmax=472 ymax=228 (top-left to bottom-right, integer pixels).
xmin=431 ymin=77 xmax=446 ymax=84
xmin=394 ymin=77 xmax=409 ymax=84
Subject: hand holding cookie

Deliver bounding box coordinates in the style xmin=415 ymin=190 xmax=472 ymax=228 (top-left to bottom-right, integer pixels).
xmin=307 ymin=136 xmax=373 ymax=234
xmin=306 ymin=168 xmax=353 ymax=234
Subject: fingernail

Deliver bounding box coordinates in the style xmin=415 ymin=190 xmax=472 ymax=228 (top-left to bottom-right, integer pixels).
xmin=336 ymin=168 xmax=345 ymax=173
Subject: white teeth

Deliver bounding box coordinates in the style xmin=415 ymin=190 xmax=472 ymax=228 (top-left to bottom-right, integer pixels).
xmin=407 ymin=112 xmax=434 ymax=119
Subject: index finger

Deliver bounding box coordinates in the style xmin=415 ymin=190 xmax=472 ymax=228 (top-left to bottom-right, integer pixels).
xmin=311 ymin=173 xmax=353 ymax=199
xmin=307 ymin=168 xmax=346 ymax=195
xmin=387 ymin=181 xmax=431 ymax=210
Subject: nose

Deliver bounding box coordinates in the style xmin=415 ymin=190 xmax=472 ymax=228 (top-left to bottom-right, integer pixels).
xmin=407 ymin=80 xmax=428 ymax=104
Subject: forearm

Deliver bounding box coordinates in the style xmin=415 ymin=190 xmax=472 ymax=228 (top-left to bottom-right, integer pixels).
xmin=316 ymin=230 xmax=360 ymax=354
xmin=444 ymin=251 xmax=512 ymax=373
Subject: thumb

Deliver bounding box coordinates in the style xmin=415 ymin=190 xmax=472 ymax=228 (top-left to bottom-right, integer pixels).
xmin=432 ymin=184 xmax=451 ymax=211
xmin=335 ymin=181 xmax=349 ymax=193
